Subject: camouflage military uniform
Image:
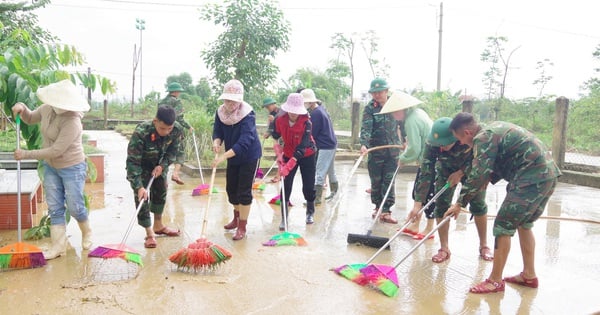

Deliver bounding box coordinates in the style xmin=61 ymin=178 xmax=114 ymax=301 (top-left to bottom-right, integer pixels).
xmin=159 ymin=94 xmax=190 ymax=164
xmin=126 ymin=120 xmax=183 ymax=228
xmin=415 ymin=142 xmax=487 ymax=218
xmin=360 ymin=98 xmax=401 ymax=212
xmin=457 ymin=122 xmax=561 ymax=237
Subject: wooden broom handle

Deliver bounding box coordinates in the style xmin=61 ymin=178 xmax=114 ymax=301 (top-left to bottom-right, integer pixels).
xmin=200 ymin=159 xmax=218 ymax=238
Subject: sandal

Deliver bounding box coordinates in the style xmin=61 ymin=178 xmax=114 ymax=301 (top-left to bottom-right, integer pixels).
xmin=171 ymin=175 xmax=185 ymax=185
xmin=479 ymin=246 xmax=494 ymax=261
xmin=469 ymin=278 xmax=505 ymax=294
xmin=412 ymin=233 xmax=434 ymax=240
xmin=432 ymin=248 xmax=451 ymax=263
xmin=154 ymin=226 xmax=181 ymax=237
xmin=144 ymin=236 xmax=157 ymax=248
xmin=504 ymin=272 xmax=539 ymax=288
xmin=379 ymin=213 xmax=398 ymax=224
xmin=400 ymin=228 xmax=418 ymax=236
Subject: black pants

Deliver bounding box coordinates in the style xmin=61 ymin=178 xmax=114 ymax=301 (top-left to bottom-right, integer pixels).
xmin=281 ymin=154 xmax=316 ymax=206
xmin=226 ymin=159 xmax=257 ymax=205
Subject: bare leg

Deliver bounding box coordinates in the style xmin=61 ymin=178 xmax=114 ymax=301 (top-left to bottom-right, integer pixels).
xmin=517 ymin=226 xmax=537 ymax=279
xmin=437 ymin=217 xmax=450 ymax=250
xmin=489 ymin=235 xmax=510 ymax=282
xmin=172 ymin=163 xmax=184 ymax=184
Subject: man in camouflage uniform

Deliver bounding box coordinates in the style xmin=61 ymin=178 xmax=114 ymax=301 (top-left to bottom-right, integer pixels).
xmin=126 ymin=105 xmax=183 ymax=248
xmin=407 ymin=117 xmax=492 ymax=264
xmin=446 ymin=112 xmax=561 ymax=294
xmin=159 ymin=82 xmax=192 ymax=185
xmin=359 ymin=78 xmax=402 ymax=224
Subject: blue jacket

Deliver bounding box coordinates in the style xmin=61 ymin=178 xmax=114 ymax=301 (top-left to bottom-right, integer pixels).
xmin=212 ymin=111 xmax=262 ymax=165
xmin=309 ymin=105 xmax=337 ymax=150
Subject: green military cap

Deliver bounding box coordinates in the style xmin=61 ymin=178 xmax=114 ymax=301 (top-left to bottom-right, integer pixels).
xmin=262 ymin=97 xmax=277 ymax=107
xmin=167 ymin=82 xmax=185 ymax=92
xmin=368 ymin=78 xmax=389 ymax=93
xmin=427 ymin=117 xmax=457 ymax=146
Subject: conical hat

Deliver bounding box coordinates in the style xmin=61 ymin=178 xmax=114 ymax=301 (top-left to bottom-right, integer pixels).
xmin=377 ymin=90 xmax=422 ymax=114
xmin=36 ymin=79 xmax=90 ymax=112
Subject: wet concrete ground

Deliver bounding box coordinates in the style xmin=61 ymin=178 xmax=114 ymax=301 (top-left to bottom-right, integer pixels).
xmin=1 ymin=130 xmax=600 ymax=314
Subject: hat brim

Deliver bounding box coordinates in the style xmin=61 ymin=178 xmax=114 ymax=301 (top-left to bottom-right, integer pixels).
xmin=218 ymin=93 xmax=244 ymax=102
xmin=377 ymin=91 xmax=422 ymax=115
xmin=303 ymin=97 xmax=320 ymax=103
xmin=36 ymin=80 xmax=90 ymax=112
xmin=427 ymin=133 xmax=457 ymax=146
xmin=262 ymin=102 xmax=276 ymax=107
xmin=281 ymin=102 xmax=308 ymax=115
xmin=368 ymin=86 xmax=389 ymax=93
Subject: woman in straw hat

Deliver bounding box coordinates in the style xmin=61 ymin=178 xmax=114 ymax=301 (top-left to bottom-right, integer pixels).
xmin=11 ymin=79 xmax=93 ymax=259
xmin=270 ymin=93 xmax=317 ymax=228
xmin=212 ymin=79 xmax=262 ymax=240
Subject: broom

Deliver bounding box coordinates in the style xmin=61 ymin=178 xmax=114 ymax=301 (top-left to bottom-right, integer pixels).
xmin=262 ymin=174 xmax=306 ymax=246
xmin=88 ymin=176 xmax=156 ymax=266
xmin=0 ymin=114 xmax=46 ymax=270
xmin=169 ymin=161 xmax=232 ymax=271
xmin=251 ymin=159 xmax=266 ymax=191
xmin=333 ymin=183 xmax=450 ymax=284
xmin=191 ymin=130 xmax=217 ymax=196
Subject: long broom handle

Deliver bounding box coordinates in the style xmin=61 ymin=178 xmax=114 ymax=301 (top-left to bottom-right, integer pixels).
xmin=121 ymin=175 xmax=155 ymax=244
xmin=191 ymin=130 xmax=205 ymax=184
xmin=365 ymin=182 xmax=451 ymax=265
xmin=16 ymin=114 xmax=22 ymax=243
xmin=200 ymin=160 xmax=217 ymax=238
xmin=280 ymin=175 xmax=288 ymax=232
xmin=391 ymin=215 xmax=453 ymax=271
xmin=332 ymin=144 xmax=404 ymax=211
xmin=367 ymin=164 xmax=400 ymax=234
xmin=262 ymin=160 xmax=277 ymax=180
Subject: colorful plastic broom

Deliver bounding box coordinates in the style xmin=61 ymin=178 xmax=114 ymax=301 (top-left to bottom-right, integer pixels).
xmin=0 ymin=114 xmax=46 ymax=270
xmin=191 ymin=130 xmax=218 ymax=196
xmin=262 ymin=175 xmax=306 ymax=246
xmin=251 ymin=159 xmax=266 ymax=191
xmin=333 ymin=183 xmax=451 ymax=290
xmin=170 ymin=162 xmax=232 ymax=271
xmin=88 ymin=176 xmax=156 ymax=266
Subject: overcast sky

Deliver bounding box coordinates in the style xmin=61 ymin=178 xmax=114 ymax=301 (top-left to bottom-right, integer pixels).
xmin=36 ymin=0 xmax=600 ymax=102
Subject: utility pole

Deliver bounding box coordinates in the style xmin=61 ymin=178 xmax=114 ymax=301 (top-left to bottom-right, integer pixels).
xmin=436 ymin=2 xmax=443 ymax=91
xmin=131 ymin=43 xmax=138 ymax=117
xmin=136 ymin=18 xmax=145 ymax=100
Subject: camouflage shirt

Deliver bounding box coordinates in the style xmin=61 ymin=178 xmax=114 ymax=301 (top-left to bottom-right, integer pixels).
xmin=458 ymin=121 xmax=562 ymax=206
xmin=159 ymin=94 xmax=191 ymax=130
xmin=126 ymin=120 xmax=183 ymax=191
xmin=415 ymin=142 xmax=472 ymax=203
xmin=359 ymin=98 xmax=401 ymax=151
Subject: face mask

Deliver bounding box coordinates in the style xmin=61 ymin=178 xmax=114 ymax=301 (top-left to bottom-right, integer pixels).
xmin=52 ymin=107 xmax=67 ymax=115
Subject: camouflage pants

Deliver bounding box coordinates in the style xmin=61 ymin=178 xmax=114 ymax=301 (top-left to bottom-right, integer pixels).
xmin=433 ymin=181 xmax=487 ymax=218
xmin=412 ymin=168 xmax=436 ymax=219
xmin=368 ymin=149 xmax=398 ymax=213
xmin=175 ymin=130 xmax=187 ymax=165
xmin=135 ymin=173 xmax=167 ymax=228
xmin=493 ymin=178 xmax=557 ymax=237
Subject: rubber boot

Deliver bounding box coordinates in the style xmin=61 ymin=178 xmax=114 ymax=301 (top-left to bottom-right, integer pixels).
xmin=44 ymin=225 xmax=67 ymax=260
xmin=224 ymin=209 xmax=239 ymax=230
xmin=314 ymin=185 xmax=323 ymax=205
xmin=306 ymin=201 xmax=315 ymax=224
xmin=325 ymin=182 xmax=338 ymax=200
xmin=78 ymin=220 xmax=93 ymax=250
xmin=233 ymin=205 xmax=250 ymax=240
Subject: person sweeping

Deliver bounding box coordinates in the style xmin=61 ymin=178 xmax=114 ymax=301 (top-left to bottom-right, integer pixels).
xmin=126 ymin=105 xmax=183 ymax=248
xmin=11 ymin=79 xmax=93 ymax=260
xmin=212 ymin=79 xmax=262 ymax=240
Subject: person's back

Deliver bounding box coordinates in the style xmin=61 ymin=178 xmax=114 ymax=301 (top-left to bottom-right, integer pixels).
xmin=309 ymin=105 xmax=337 ymax=150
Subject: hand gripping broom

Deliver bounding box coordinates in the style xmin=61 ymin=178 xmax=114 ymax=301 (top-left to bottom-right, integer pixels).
xmin=169 ymin=162 xmax=233 ymax=271
xmin=88 ymin=176 xmax=156 ymax=266
xmin=0 ymin=114 xmax=46 ymax=270
xmin=333 ymin=183 xmax=450 ymax=288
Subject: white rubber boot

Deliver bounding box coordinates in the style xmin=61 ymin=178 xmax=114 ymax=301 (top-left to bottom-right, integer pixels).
xmin=78 ymin=220 xmax=93 ymax=250
xmin=44 ymin=225 xmax=67 ymax=260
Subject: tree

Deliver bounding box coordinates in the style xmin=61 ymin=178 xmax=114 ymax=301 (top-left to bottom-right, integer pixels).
xmin=361 ymin=30 xmax=389 ymax=78
xmin=582 ymin=44 xmax=600 ymax=92
xmin=0 ymin=0 xmax=56 ymax=50
xmin=532 ymin=58 xmax=554 ymax=97
xmin=165 ymin=72 xmax=194 ymax=95
xmin=200 ymin=0 xmax=290 ymax=106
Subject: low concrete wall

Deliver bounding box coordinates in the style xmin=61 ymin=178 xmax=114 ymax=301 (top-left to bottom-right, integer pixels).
xmin=559 ymin=170 xmax=600 ymax=189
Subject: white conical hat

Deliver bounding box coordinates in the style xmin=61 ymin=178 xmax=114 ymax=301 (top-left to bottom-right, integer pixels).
xmin=36 ymin=79 xmax=90 ymax=112
xmin=377 ymin=90 xmax=422 ymax=114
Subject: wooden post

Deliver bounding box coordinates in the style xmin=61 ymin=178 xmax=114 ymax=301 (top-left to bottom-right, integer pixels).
xmin=461 ymin=99 xmax=473 ymax=113
xmin=103 ymin=99 xmax=108 ymax=130
xmin=351 ymin=101 xmax=360 ymax=149
xmin=552 ymin=96 xmax=569 ymax=168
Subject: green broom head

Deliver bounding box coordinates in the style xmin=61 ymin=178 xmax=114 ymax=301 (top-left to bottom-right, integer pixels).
xmin=0 ymin=242 xmax=47 ymax=270
xmin=332 ymin=263 xmax=369 ymax=285
xmin=262 ymin=231 xmax=307 ymax=246
xmin=88 ymin=244 xmax=143 ymax=266
xmin=169 ymin=238 xmax=232 ymax=271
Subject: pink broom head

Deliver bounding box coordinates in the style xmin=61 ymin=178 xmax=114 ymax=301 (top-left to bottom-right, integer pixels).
xmin=256 ymin=168 xmax=264 ymax=179
xmin=0 ymin=242 xmax=47 ymax=270
xmin=169 ymin=242 xmax=232 ymax=271
xmin=360 ymin=264 xmax=399 ymax=297
xmin=88 ymin=244 xmax=143 ymax=266
xmin=262 ymin=232 xmax=307 ymax=246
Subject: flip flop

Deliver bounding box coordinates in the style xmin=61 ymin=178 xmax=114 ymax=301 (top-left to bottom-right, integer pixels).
xmin=144 ymin=236 xmax=157 ymax=248
xmin=504 ymin=272 xmax=539 ymax=288
xmin=154 ymin=226 xmax=181 ymax=237
xmin=412 ymin=233 xmax=434 ymax=240
xmin=479 ymin=246 xmax=494 ymax=261
xmin=400 ymin=228 xmax=418 ymax=236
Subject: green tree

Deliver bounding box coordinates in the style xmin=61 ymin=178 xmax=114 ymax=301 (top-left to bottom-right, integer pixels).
xmin=165 ymin=72 xmax=194 ymax=95
xmin=0 ymin=0 xmax=56 ymax=49
xmin=200 ymin=0 xmax=290 ymax=105
xmin=533 ymin=58 xmax=554 ymax=98
xmin=582 ymin=44 xmax=600 ymax=91
xmin=361 ymin=30 xmax=389 ymax=78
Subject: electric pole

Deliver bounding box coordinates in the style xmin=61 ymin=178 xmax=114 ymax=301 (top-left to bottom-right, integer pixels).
xmin=436 ymin=2 xmax=443 ymax=91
